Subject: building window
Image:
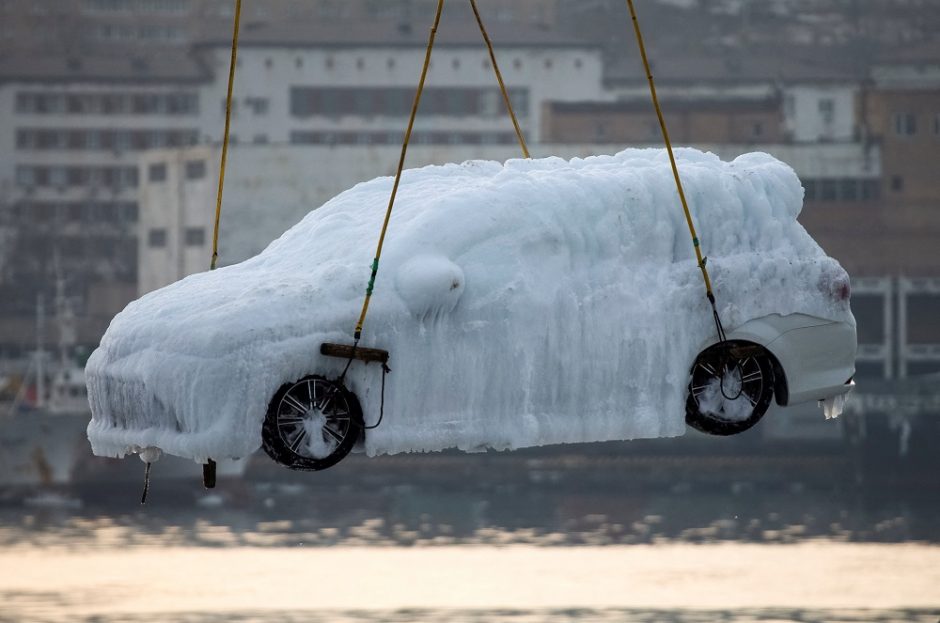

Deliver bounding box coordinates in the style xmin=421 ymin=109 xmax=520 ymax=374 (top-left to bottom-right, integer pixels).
xmin=893 ymin=112 xmax=916 ymax=136
xmin=290 ymin=130 xmax=514 ymax=146
xmin=15 ymin=93 xmax=31 ymax=113
xmin=352 ymin=91 xmax=371 ymax=115
xmin=751 ymin=121 xmax=763 ymax=138
xmin=508 ymin=89 xmax=528 ymax=116
xmin=803 ymin=180 xmax=817 ymax=201
xmin=13 ymin=90 xmax=196 ymax=115
xmin=356 ymin=58 xmax=365 ymax=70
xmin=803 ymin=178 xmax=880 ymax=202
xmin=861 ymin=179 xmax=881 ymax=200
xmin=934 ymin=113 xmax=940 ymax=136
xmin=244 ymin=97 xmax=269 ymax=115
xmin=14 ymin=127 xmax=197 ymax=151
xmin=839 ymin=178 xmax=858 ymax=201
xmin=50 ymin=167 xmax=67 ymax=189
xmin=148 ymin=228 xmax=167 ymax=248
xmin=253 ymin=134 xmax=269 ymax=144
xmin=295 ymin=57 xmax=303 ymax=69
xmin=16 ymin=166 xmax=36 ymax=186
xmin=148 ymin=163 xmax=167 ymax=182
xmin=890 ymin=175 xmax=904 ymax=192
xmin=185 ymin=160 xmax=206 ymax=180
xmin=67 ymin=167 xmax=87 ymax=186
xmin=452 ymin=58 xmax=461 ymax=70
xmin=479 ymin=90 xmax=500 ymax=117
xmin=818 ymin=98 xmax=834 ymax=124
xmin=264 ymin=58 xmax=273 ymax=69
xmin=574 ymin=58 xmax=583 ymax=69
xmin=513 ymin=58 xmax=522 ymax=70
xmin=184 ymin=227 xmax=205 ymax=246
xmin=123 ymin=166 xmax=139 ymax=187
xmin=387 ymin=58 xmax=395 ymax=69
xmin=290 ymin=131 xmax=317 ymax=144
xmin=290 ymin=86 xmax=529 ymax=118
xmin=166 ymin=92 xmax=198 ymax=115
xmin=15 ymin=130 xmax=30 ymax=149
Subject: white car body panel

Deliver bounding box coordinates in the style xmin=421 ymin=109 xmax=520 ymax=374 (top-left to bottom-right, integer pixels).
xmin=717 ymin=313 xmax=857 ymax=406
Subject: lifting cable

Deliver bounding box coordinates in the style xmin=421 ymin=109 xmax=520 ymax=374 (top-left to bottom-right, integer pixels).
xmin=352 ymin=0 xmax=445 ymax=343
xmin=210 ymin=0 xmax=241 ymax=272
xmin=624 ymin=0 xmax=726 ymax=343
xmin=470 ymin=0 xmax=530 ymax=158
xmin=351 ymin=0 xmax=529 ymax=345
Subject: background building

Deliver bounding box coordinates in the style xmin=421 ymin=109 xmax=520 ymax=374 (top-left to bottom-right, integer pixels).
xmin=0 ymin=4 xmax=600 ymax=358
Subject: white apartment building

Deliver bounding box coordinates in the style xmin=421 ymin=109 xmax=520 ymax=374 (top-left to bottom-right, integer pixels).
xmin=194 ymin=20 xmax=605 ymax=148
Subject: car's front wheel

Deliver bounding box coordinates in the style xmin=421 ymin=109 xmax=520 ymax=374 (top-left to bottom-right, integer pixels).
xmin=685 ymin=342 xmax=774 ymax=436
xmin=262 ymin=375 xmax=363 ymax=471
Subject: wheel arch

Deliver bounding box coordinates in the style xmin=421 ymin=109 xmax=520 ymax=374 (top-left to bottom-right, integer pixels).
xmin=696 ymin=317 xmax=792 ymax=407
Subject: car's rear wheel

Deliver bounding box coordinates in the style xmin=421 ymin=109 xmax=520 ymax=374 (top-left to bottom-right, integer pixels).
xmin=262 ymin=375 xmax=363 ymax=471
xmin=685 ymin=342 xmax=774 ymax=436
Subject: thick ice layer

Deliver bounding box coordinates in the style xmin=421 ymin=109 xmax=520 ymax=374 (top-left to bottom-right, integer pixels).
xmin=86 ymin=148 xmax=853 ymax=461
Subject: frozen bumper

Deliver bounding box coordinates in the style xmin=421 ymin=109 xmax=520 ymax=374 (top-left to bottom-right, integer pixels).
xmin=766 ymin=319 xmax=857 ymax=406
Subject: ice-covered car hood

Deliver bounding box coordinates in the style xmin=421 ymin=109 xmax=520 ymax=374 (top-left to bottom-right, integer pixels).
xmin=87 ymin=148 xmax=853 ymax=461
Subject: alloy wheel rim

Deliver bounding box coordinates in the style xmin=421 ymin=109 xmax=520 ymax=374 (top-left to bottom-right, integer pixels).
xmin=276 ymin=378 xmax=352 ymax=459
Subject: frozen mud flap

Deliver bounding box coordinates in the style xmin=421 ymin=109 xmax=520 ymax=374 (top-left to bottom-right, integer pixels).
xmin=820 ymin=378 xmax=855 ymax=419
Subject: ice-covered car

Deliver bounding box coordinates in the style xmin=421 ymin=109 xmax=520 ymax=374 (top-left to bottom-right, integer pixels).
xmin=86 ymin=148 xmax=856 ymax=473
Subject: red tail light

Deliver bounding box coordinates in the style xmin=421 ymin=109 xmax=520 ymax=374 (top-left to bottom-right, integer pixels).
xmin=819 ymin=269 xmax=851 ymax=302
xmin=834 ymin=277 xmax=851 ymax=301
xmin=829 ymin=273 xmax=851 ymax=301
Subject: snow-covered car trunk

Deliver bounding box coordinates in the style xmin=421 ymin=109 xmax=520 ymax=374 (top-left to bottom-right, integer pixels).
xmin=86 ymin=148 xmax=854 ymax=463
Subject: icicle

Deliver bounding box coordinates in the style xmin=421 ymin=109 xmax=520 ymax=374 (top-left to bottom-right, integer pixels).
xmin=138 ymin=447 xmax=162 ymax=505
xmin=820 ymin=393 xmax=847 ymax=420
xmin=140 ymin=461 xmax=151 ymax=505
xmin=203 ymin=459 xmax=216 ymax=489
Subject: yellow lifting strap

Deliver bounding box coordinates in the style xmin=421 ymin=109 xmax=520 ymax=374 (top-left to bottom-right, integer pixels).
xmin=353 ymin=0 xmax=529 ymax=341
xmin=210 ymin=0 xmax=241 ymax=271
xmin=624 ymin=0 xmax=724 ymax=340
xmin=470 ymin=0 xmax=530 ymax=158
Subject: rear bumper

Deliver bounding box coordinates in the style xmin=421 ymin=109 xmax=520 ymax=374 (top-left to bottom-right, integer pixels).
xmin=766 ymin=319 xmax=857 ymax=406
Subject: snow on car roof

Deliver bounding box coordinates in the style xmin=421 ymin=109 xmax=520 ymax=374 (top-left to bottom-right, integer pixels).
xmin=86 ymin=148 xmax=852 ymax=462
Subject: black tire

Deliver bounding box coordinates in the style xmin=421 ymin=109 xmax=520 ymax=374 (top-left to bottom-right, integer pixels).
xmin=262 ymin=375 xmax=363 ymax=471
xmin=685 ymin=342 xmax=775 ymax=436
